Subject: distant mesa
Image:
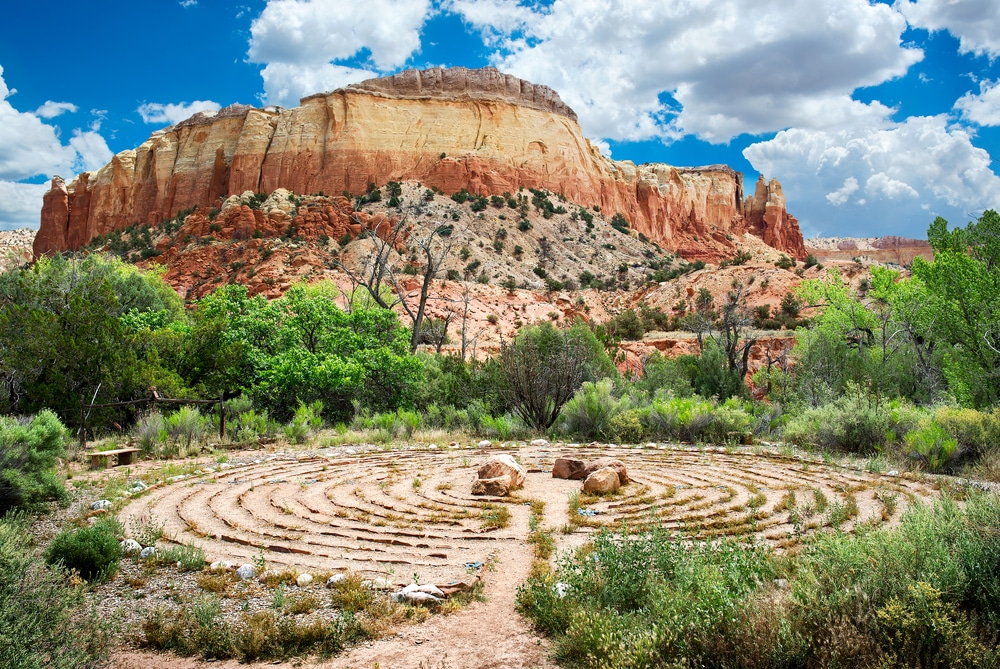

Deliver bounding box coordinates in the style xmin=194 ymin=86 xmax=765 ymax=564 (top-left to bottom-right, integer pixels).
xmin=34 ymin=66 xmax=805 ymax=261
xmin=806 ymin=236 xmax=933 ymax=266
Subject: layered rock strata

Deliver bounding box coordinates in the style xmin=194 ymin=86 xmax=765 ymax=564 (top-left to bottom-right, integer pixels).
xmin=35 ymin=66 xmax=805 ymax=260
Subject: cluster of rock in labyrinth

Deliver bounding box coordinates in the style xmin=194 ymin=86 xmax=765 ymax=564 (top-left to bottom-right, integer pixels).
xmin=118 ymin=442 xmax=942 ymax=586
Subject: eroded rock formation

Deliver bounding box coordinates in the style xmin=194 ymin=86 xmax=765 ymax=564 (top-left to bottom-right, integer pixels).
xmin=35 ymin=66 xmax=805 ymax=260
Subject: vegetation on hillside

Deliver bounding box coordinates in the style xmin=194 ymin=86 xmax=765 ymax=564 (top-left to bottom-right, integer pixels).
xmin=1 ymin=210 xmax=999 ymax=666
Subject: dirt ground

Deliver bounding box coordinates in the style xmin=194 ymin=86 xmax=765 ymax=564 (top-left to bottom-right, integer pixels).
xmin=88 ymin=441 xmax=945 ymax=669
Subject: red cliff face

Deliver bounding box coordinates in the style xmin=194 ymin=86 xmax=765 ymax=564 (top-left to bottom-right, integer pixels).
xmin=35 ymin=66 xmax=805 ymax=261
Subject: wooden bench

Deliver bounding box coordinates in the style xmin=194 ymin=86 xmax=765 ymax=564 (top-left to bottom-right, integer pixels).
xmin=88 ymin=448 xmax=140 ymax=469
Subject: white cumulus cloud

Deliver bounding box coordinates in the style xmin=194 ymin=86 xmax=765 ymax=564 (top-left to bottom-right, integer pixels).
xmin=137 ymin=100 xmax=222 ymax=126
xmin=826 ymin=177 xmax=859 ymax=206
xmin=249 ymin=0 xmax=432 ymax=106
xmin=955 ymin=79 xmax=1000 ymax=126
xmin=34 ymin=101 xmax=78 ymax=119
xmin=450 ymin=0 xmax=921 ymax=143
xmin=744 ymin=115 xmax=1000 ymax=236
xmin=895 ymin=0 xmax=1000 ymax=58
xmin=0 ymin=181 xmax=49 ymax=230
xmin=0 ymin=65 xmax=112 ymax=228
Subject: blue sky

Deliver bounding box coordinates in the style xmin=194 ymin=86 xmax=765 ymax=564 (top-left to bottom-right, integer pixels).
xmin=2 ymin=0 xmax=999 ymax=239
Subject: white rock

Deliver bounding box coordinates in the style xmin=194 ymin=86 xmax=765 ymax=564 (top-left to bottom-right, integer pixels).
xmin=128 ymin=481 xmax=148 ymax=492
xmin=478 ymin=440 xmax=492 ymax=448
xmin=326 ymin=574 xmax=346 ymax=588
xmin=210 ymin=560 xmax=232 ymax=571
xmin=554 ymin=582 xmax=570 ymax=598
xmin=398 ymin=590 xmax=442 ymax=604
xmin=296 ymin=573 xmax=314 ymax=587
xmin=120 ymin=539 xmax=142 ymax=555
xmin=530 ymin=439 xmax=549 ymax=447
xmin=139 ymin=547 xmax=157 ymax=559
xmin=887 ymin=470 xmax=899 ymax=477
xmin=90 ymin=500 xmax=112 ymax=511
xmin=236 ymin=564 xmax=257 ymax=581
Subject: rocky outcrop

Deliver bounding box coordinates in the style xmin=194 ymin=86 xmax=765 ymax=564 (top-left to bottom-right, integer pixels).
xmin=35 ymin=66 xmax=805 ymax=260
xmin=805 ymin=236 xmax=933 ymax=266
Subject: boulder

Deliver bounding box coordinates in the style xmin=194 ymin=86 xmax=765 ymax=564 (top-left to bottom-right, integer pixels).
xmin=297 ymin=573 xmax=314 ymax=587
xmin=472 ymin=475 xmax=512 ymax=497
xmin=531 ymin=438 xmax=549 ymax=447
xmin=327 ymin=573 xmax=347 ymax=588
xmin=552 ymin=457 xmax=587 ymax=480
xmin=236 ymin=564 xmax=257 ymax=581
xmin=477 ymin=454 xmax=526 ymax=489
xmin=120 ymin=539 xmax=142 ymax=555
xmin=90 ymin=500 xmax=112 ymax=511
xmin=583 ymin=457 xmax=629 ymax=485
xmin=139 ymin=546 xmax=157 ymax=559
xmin=583 ymin=467 xmax=621 ymax=495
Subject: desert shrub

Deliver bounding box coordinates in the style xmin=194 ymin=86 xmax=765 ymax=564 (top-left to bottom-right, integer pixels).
xmin=605 ymin=310 xmax=645 ymax=341
xmin=876 ymin=582 xmax=988 ymax=668
xmin=478 ymin=414 xmax=521 ymax=441
xmin=235 ymin=409 xmax=274 ymax=442
xmin=790 ymin=495 xmax=1000 ymax=667
xmin=932 ymin=406 xmax=1000 ymax=459
xmin=691 ymin=341 xmax=746 ymax=400
xmin=0 ymin=410 xmax=68 ymax=515
xmin=703 ymin=399 xmax=754 ymax=443
xmin=284 ymin=401 xmax=323 ymax=444
xmin=224 ymin=395 xmax=254 ymax=416
xmin=498 ymin=321 xmax=616 ymax=430
xmin=558 ymin=379 xmax=628 ymax=441
xmin=607 ymin=409 xmax=646 ymax=444
xmin=166 ymin=406 xmax=206 ymax=449
xmin=132 ymin=412 xmax=167 ymax=455
xmin=520 ymin=495 xmax=1000 ymax=668
xmin=0 ymin=513 xmax=110 ymax=668
xmin=635 ymin=352 xmax=694 ymax=398
xmin=645 ymin=395 xmax=715 ymax=442
xmin=782 ymin=391 xmax=921 ymax=454
xmin=44 ymin=518 xmax=123 ymax=582
xmin=518 ymin=528 xmax=775 ymax=667
xmin=905 ymin=420 xmax=959 ymax=471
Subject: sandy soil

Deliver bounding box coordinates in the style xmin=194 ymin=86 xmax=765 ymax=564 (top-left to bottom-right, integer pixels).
xmin=99 ymin=441 xmax=943 ymax=669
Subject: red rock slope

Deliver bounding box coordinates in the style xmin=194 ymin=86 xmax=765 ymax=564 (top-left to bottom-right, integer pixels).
xmin=35 ymin=67 xmax=805 ymax=261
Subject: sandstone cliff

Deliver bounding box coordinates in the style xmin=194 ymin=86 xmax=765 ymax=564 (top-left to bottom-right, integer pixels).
xmin=35 ymin=67 xmax=805 ymax=260
xmin=805 ymin=236 xmax=933 ymax=266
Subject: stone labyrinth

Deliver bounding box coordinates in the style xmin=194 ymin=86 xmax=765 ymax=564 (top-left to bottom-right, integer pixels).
xmin=120 ymin=444 xmax=942 ymax=583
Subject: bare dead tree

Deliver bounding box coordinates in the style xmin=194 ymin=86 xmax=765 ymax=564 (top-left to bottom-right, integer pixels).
xmin=716 ymin=277 xmax=758 ymax=380
xmin=335 ymin=216 xmax=456 ymax=352
xmin=456 ymin=284 xmax=485 ymax=361
xmin=498 ymin=327 xmax=590 ymax=430
xmin=416 ymin=314 xmax=453 ymax=354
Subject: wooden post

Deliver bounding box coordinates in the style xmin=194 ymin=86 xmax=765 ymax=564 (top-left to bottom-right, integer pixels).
xmin=219 ymin=393 xmax=226 ymax=439
xmin=79 ymin=395 xmax=86 ymax=452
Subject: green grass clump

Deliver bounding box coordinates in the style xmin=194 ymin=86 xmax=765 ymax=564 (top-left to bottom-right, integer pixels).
xmin=142 ymin=593 xmax=366 ymax=661
xmin=518 ymin=493 xmax=1000 ymax=668
xmin=480 ymin=503 xmax=511 ymax=530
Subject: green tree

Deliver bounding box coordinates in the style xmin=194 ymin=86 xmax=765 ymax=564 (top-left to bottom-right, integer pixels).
xmin=912 ymin=211 xmax=1000 ymax=407
xmin=0 ymin=255 xmax=183 ymax=424
xmin=179 ymin=281 xmax=420 ymax=422
xmin=498 ymin=321 xmax=615 ymax=430
xmin=792 ymin=266 xmax=937 ymax=405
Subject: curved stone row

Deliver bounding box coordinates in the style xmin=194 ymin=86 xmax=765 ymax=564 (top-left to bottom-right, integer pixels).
xmin=119 ymin=444 xmax=940 ymax=581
